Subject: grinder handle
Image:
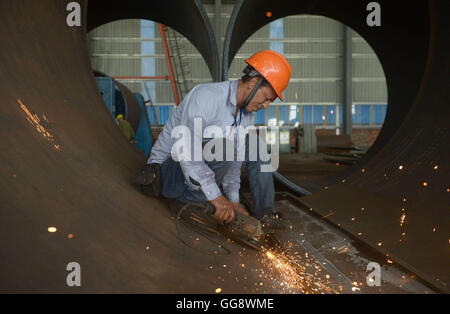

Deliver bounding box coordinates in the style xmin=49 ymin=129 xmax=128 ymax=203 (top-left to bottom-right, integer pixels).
xmin=204 ymin=203 xmax=233 ymax=225
xmin=204 ymin=203 xmax=216 ymax=215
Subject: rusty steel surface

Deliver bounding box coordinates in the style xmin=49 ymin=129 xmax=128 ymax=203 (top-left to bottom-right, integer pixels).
xmin=0 ymin=0 xmax=256 ymax=293
xmin=224 ymin=0 xmax=449 ymax=291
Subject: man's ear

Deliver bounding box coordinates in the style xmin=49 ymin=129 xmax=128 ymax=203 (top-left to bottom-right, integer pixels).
xmin=248 ymin=77 xmax=258 ymax=89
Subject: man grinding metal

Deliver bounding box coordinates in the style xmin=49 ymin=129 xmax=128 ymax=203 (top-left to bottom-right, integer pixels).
xmin=135 ymin=50 xmax=291 ymax=227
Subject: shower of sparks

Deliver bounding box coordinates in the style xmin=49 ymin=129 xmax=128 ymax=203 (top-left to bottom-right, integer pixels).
xmin=18 ymin=99 xmax=61 ymax=151
xmin=257 ymin=249 xmax=339 ymax=294
xmin=400 ymin=213 xmax=407 ymax=227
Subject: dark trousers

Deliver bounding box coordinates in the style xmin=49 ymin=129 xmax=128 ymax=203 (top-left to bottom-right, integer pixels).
xmin=159 ymin=135 xmax=275 ymax=219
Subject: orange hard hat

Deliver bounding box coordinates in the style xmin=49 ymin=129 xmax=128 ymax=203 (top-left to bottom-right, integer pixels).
xmin=245 ymin=50 xmax=291 ymax=101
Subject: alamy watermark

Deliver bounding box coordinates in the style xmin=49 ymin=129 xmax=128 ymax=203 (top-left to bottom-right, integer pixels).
xmin=366 ymin=262 xmax=381 ymax=286
xmin=170 ymin=119 xmax=280 ymax=172
xmin=366 ymin=2 xmax=381 ymax=27
xmin=66 ymin=2 xmax=81 ymax=27
xmin=66 ymin=262 xmax=81 ymax=287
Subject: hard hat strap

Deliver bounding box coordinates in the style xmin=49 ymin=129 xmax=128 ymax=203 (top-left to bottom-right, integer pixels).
xmin=242 ymin=76 xmax=265 ymax=109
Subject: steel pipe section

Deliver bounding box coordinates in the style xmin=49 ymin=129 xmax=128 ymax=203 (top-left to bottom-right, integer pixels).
xmin=224 ymin=0 xmax=449 ymax=292
xmin=88 ymin=0 xmax=220 ymax=82
xmin=0 ymin=0 xmax=241 ymax=293
xmin=224 ymin=0 xmax=430 ymax=169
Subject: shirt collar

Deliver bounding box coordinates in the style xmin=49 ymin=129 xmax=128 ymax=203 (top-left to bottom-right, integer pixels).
xmin=228 ymin=80 xmax=238 ymax=108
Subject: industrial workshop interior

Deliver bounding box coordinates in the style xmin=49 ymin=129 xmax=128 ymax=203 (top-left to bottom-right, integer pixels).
xmin=0 ymin=0 xmax=448 ymax=299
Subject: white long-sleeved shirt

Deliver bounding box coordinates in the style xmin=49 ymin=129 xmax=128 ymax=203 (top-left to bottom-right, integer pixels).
xmin=147 ymin=80 xmax=253 ymax=202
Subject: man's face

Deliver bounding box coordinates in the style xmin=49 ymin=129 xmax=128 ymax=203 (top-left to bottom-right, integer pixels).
xmin=244 ymin=80 xmax=278 ymax=113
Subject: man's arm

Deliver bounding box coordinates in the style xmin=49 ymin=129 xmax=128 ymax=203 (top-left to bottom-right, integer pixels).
xmin=221 ymin=160 xmax=243 ymax=203
xmin=173 ymin=85 xmax=241 ymax=223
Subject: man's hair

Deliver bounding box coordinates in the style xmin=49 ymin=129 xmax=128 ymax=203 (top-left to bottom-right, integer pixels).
xmin=241 ymin=65 xmax=271 ymax=87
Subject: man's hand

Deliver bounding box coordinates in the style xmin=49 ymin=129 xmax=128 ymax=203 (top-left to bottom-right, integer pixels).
xmin=136 ymin=163 xmax=161 ymax=197
xmin=210 ymin=195 xmax=235 ymax=224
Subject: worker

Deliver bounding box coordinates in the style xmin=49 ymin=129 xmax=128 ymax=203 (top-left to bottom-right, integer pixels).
xmin=135 ymin=50 xmax=291 ymax=225
xmin=116 ymin=114 xmax=135 ymax=143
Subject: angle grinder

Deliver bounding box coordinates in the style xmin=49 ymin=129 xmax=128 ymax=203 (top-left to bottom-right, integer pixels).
xmin=204 ymin=203 xmax=263 ymax=241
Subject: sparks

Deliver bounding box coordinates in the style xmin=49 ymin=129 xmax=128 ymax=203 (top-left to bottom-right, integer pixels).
xmin=18 ymin=99 xmax=61 ymax=151
xmin=262 ymin=250 xmax=338 ymax=294
xmin=400 ymin=213 xmax=406 ymax=227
